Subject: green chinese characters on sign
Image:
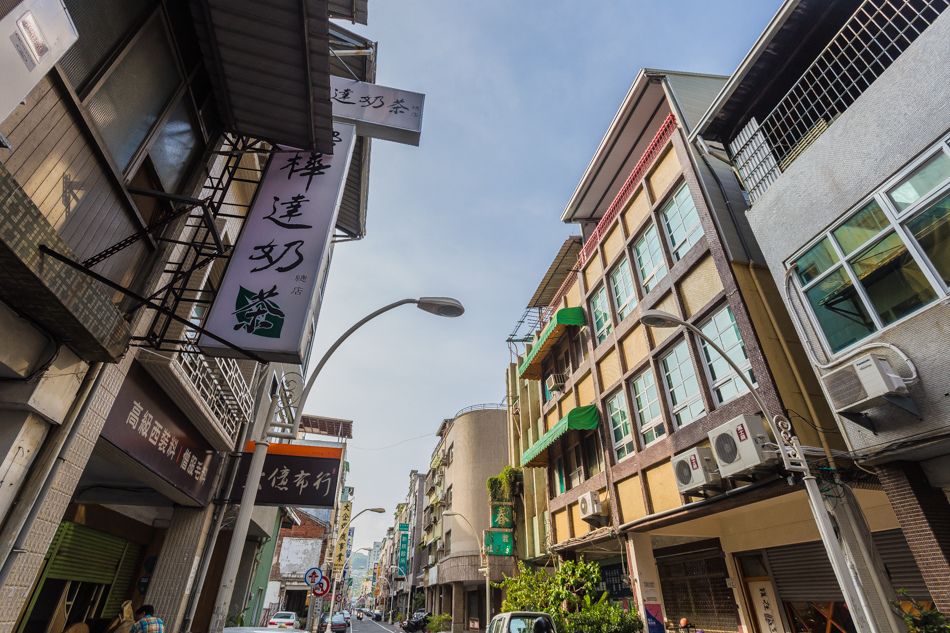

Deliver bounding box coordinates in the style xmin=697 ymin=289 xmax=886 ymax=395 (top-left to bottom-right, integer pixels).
xmin=484 ymin=530 xmax=513 ymax=556
xmin=490 ymin=505 xmax=514 ymax=529
xmin=234 ymin=285 xmax=285 ymax=337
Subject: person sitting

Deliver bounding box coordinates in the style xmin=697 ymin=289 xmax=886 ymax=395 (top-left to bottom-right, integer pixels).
xmin=131 ymin=606 xmax=163 ymax=633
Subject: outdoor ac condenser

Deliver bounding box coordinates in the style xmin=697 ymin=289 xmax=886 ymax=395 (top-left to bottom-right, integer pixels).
xmin=707 ymin=415 xmax=777 ymax=478
xmin=821 ymin=354 xmax=908 ymax=413
xmin=671 ymin=446 xmax=720 ymax=494
xmin=578 ymin=490 xmax=603 ymax=523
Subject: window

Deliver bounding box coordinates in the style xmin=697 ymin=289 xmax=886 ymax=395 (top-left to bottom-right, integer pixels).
xmin=607 ymin=391 xmax=635 ymax=460
xmin=590 ymin=286 xmax=613 ymax=344
xmin=635 ymin=224 xmax=668 ymax=293
xmin=583 ymin=432 xmax=602 ymax=477
xmin=631 ymin=369 xmax=665 ymax=446
xmin=699 ymin=306 xmax=756 ymax=405
xmin=554 ymin=457 xmax=566 ymax=495
xmin=565 ymin=443 xmax=583 ymax=489
xmin=662 ymin=183 xmax=704 ymax=261
xmin=446 ymin=444 xmax=454 ymax=465
xmin=610 ymin=259 xmax=638 ymax=321
xmin=572 ymin=328 xmax=589 ymax=366
xmin=793 ymin=141 xmax=950 ymax=354
xmin=661 ymin=340 xmax=705 ymax=428
xmin=444 ymin=530 xmax=451 ymax=554
xmin=444 ymin=486 xmax=452 ymax=509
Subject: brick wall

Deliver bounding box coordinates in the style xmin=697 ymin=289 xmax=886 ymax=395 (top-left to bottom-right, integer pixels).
xmin=270 ymin=514 xmax=328 ymax=581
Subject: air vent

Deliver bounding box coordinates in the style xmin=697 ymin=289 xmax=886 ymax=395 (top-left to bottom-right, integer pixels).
xmin=675 ymin=459 xmax=693 ymax=486
xmin=707 ymin=415 xmax=777 ymax=478
xmin=671 ymin=447 xmax=720 ymax=494
xmin=820 ymin=354 xmax=909 ymax=414
xmin=824 ymin=366 xmax=867 ymax=410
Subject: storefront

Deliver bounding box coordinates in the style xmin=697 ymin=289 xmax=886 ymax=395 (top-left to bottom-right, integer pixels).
xmin=17 ymin=361 xmax=221 ymax=633
xmin=655 ymin=541 xmax=740 ymax=633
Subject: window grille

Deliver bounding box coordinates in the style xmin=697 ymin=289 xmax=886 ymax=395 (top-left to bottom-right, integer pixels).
xmin=730 ymin=0 xmax=950 ymax=202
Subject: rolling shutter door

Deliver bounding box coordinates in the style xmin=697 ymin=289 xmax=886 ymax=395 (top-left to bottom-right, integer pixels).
xmin=873 ymin=529 xmax=930 ymax=600
xmin=766 ymin=540 xmax=842 ymax=602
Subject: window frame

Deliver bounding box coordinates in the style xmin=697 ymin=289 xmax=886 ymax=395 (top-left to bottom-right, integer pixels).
xmin=630 ymin=367 xmax=666 ymax=447
xmin=609 ymin=257 xmax=638 ymax=322
xmin=696 ymin=305 xmax=756 ymax=406
xmin=660 ymin=338 xmax=706 ymax=429
xmin=589 ymin=285 xmax=614 ymax=345
xmin=660 ymin=182 xmax=704 ymax=262
xmin=606 ymin=390 xmax=636 ymax=461
xmin=790 ymin=139 xmax=950 ymax=355
xmin=634 ymin=223 xmax=669 ymax=294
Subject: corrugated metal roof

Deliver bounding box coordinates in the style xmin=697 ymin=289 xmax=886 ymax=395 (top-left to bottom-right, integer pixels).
xmin=190 ymin=0 xmax=334 ymax=154
xmin=527 ymin=236 xmax=582 ymax=309
xmin=300 ymin=414 xmax=353 ymax=439
xmin=328 ymin=0 xmax=367 ymax=25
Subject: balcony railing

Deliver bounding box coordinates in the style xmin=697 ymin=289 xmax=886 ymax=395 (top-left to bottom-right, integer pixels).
xmin=730 ymin=0 xmax=949 ymax=202
xmin=176 ymin=343 xmax=253 ymax=440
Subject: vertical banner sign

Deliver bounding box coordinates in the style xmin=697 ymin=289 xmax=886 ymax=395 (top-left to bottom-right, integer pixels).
xmin=372 ymin=563 xmax=378 ymax=587
xmin=200 ymin=123 xmax=357 ymax=363
xmin=333 ymin=502 xmax=353 ymax=575
xmin=397 ymin=527 xmax=409 ymax=576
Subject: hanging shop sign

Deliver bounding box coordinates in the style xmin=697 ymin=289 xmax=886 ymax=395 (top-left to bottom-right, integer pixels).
xmin=483 ymin=529 xmax=513 ymax=556
xmin=330 ymin=76 xmax=424 ymax=146
xmin=102 ymin=361 xmax=221 ymax=504
xmin=490 ymin=504 xmax=514 ymax=529
xmin=601 ymin=563 xmax=634 ymax=599
xmin=333 ymin=502 xmax=353 ymax=574
xmin=200 ymin=123 xmax=356 ymax=363
xmin=397 ymin=530 xmax=409 ymax=576
xmin=226 ymin=443 xmax=342 ymax=506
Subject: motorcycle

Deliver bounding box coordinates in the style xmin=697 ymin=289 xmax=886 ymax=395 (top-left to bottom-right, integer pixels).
xmin=401 ymin=613 xmax=431 ymax=633
xmin=357 ymin=612 xmax=363 ymax=622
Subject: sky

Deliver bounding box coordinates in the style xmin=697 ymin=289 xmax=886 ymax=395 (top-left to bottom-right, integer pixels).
xmin=304 ymin=0 xmax=784 ymax=552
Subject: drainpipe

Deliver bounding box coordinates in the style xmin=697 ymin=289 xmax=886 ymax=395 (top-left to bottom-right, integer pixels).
xmin=747 ymin=261 xmax=836 ymax=467
xmin=0 ymin=361 xmax=105 ymax=587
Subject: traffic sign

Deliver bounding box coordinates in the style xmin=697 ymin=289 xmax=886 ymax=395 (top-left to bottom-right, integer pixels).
xmin=334 ymin=593 xmax=343 ymax=603
xmin=305 ymin=567 xmax=323 ymax=587
xmin=313 ymin=577 xmax=330 ymax=597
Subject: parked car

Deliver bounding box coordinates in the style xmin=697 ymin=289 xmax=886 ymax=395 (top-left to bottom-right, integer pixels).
xmin=488 ymin=612 xmax=557 ymax=633
xmin=268 ymin=612 xmax=301 ymax=628
xmin=341 ymin=611 xmax=351 ymax=627
xmin=373 ymin=610 xmax=383 ymax=622
xmin=319 ymin=614 xmax=347 ymax=633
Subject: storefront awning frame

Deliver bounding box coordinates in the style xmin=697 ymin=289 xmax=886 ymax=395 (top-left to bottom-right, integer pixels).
xmin=521 ymin=405 xmax=599 ymax=468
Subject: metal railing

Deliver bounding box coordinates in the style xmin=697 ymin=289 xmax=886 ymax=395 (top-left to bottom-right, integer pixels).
xmin=176 ymin=342 xmax=253 ymax=440
xmin=730 ymin=0 xmax=949 ymax=202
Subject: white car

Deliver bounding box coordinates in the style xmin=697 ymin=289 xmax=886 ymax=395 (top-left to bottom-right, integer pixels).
xmin=267 ymin=612 xmax=301 ymax=628
xmin=487 ymin=612 xmax=557 ymax=633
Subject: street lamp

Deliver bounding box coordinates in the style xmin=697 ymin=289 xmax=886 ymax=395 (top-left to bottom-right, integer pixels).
xmin=638 ymin=309 xmax=873 ymax=633
xmin=443 ymin=510 xmax=491 ymax=629
xmin=325 ymin=515 xmax=383 ymax=633
xmin=211 ymin=298 xmax=464 ymax=633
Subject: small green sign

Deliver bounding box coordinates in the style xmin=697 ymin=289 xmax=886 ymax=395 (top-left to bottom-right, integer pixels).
xmin=484 ymin=530 xmax=513 ymax=556
xmin=491 ymin=505 xmax=514 ymax=529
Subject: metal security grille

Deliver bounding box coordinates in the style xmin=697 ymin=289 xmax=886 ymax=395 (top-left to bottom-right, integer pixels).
xmin=657 ymin=548 xmax=738 ymax=633
xmin=730 ymin=0 xmax=950 ymax=202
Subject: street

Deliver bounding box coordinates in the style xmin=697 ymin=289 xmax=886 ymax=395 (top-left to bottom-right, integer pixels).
xmin=347 ymin=619 xmax=401 ymax=633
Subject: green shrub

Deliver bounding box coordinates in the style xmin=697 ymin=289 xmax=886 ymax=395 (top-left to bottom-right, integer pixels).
xmin=563 ymin=601 xmax=643 ymax=633
xmin=426 ymin=613 xmax=452 ymax=633
xmin=891 ymin=591 xmax=950 ymax=633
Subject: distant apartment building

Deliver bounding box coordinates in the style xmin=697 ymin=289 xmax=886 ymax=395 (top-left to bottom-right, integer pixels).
xmin=508 ymin=65 xmax=932 ymax=633
xmin=696 ymin=0 xmax=950 ymax=618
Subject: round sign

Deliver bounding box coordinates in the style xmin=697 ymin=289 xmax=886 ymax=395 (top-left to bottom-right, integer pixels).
xmin=313 ymin=576 xmax=330 ymax=597
xmin=304 ymin=567 xmax=323 ymax=587
xmin=334 ymin=593 xmax=343 ymax=603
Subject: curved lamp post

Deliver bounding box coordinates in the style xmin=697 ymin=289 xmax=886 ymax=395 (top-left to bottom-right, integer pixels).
xmin=443 ymin=510 xmax=490 ymax=629
xmin=638 ymin=309 xmax=872 ymax=633
xmin=212 ymin=298 xmax=463 ymax=633
xmin=324 ymin=539 xmax=376 ymax=633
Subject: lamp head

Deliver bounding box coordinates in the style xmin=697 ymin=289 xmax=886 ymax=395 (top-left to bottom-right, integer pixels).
xmin=639 ymin=309 xmax=684 ymax=328
xmin=416 ymin=297 xmax=464 ymax=318
xmin=442 ymin=511 xmax=459 ymax=517
xmin=368 ymin=507 xmax=386 ymax=513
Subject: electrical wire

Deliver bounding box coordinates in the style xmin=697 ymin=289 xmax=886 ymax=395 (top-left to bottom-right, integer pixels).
xmin=348 ymin=433 xmax=434 ymax=451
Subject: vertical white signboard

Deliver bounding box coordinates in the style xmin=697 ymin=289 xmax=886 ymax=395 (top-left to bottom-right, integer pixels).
xmin=199 ymin=123 xmax=356 ymax=363
xmin=330 ymin=76 xmax=424 ymax=146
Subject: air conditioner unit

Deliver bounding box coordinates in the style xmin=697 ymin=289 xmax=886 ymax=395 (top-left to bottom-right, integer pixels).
xmin=707 ymin=415 xmax=777 ymax=478
xmin=671 ymin=446 xmax=720 ymax=494
xmin=545 ymin=374 xmax=568 ymax=393
xmin=821 ymin=354 xmax=909 ymax=414
xmin=578 ymin=490 xmax=603 ymax=523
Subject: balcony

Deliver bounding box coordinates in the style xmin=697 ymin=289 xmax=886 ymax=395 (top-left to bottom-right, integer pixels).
xmin=139 ymin=342 xmax=254 ymax=451
xmin=729 ymin=0 xmax=949 ymax=202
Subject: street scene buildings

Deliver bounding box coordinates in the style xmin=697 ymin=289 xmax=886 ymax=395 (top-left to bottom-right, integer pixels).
xmin=0 ymin=1 xmax=949 ymax=633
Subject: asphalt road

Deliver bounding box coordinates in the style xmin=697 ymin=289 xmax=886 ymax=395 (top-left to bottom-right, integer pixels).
xmin=348 ymin=618 xmax=401 ymax=633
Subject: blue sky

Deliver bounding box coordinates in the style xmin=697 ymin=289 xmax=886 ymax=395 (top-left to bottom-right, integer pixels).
xmin=305 ymin=1 xmax=784 ymax=551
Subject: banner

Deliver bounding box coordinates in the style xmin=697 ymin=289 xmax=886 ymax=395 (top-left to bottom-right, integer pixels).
xmin=226 ymin=443 xmax=342 ymax=506
xmin=333 ymin=502 xmax=353 ymax=574
xmin=397 ymin=530 xmax=409 ymax=577
xmin=330 ymin=76 xmax=424 ymax=146
xmin=200 ymin=123 xmax=356 ymax=363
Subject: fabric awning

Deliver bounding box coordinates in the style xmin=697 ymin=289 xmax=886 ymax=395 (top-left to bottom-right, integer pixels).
xmin=518 ymin=307 xmax=586 ymax=380
xmin=521 ymin=405 xmax=599 ymax=468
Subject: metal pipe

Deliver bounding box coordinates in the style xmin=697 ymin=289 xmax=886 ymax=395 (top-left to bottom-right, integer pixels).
xmin=0 ymin=361 xmax=104 ymax=588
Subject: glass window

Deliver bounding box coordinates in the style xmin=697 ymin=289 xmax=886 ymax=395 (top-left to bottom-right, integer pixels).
xmin=907 ymin=193 xmax=950 ymax=285
xmin=554 ymin=457 xmax=565 ymax=495
xmin=796 ymin=238 xmax=839 ymax=285
xmin=888 ymin=152 xmax=950 ymax=211
xmin=635 ymin=224 xmax=668 ymax=293
xmin=590 ymin=286 xmax=613 ymax=344
xmin=150 ymin=97 xmax=201 ymax=192
xmin=698 ymin=306 xmax=756 ymax=405
xmin=85 ymin=17 xmax=181 ymax=171
xmin=849 ymin=231 xmax=937 ymax=325
xmin=607 ymin=391 xmax=635 ymax=461
xmin=833 ymin=200 xmax=888 ymax=255
xmin=566 ymin=444 xmax=583 ymax=489
xmin=802 ymin=268 xmax=876 ymax=352
xmin=610 ymin=259 xmax=638 ymax=321
xmin=583 ymin=432 xmax=602 ymax=477
xmin=661 ymin=341 xmax=705 ymax=428
xmin=631 ymin=369 xmax=665 ymax=447
xmin=662 ymin=184 xmax=704 ymax=261
xmin=572 ymin=328 xmax=589 ymax=366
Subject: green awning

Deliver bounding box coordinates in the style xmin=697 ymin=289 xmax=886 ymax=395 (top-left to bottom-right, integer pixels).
xmin=518 ymin=307 xmax=586 ymax=380
xmin=521 ymin=405 xmax=599 ymax=468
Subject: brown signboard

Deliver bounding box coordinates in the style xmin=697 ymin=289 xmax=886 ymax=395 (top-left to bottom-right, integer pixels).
xmin=226 ymin=443 xmax=342 ymax=507
xmin=101 ymin=361 xmax=221 ymax=504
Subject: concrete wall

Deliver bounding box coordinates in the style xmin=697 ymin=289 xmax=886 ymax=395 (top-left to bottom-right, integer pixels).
xmin=745 ymin=10 xmax=950 ymax=454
